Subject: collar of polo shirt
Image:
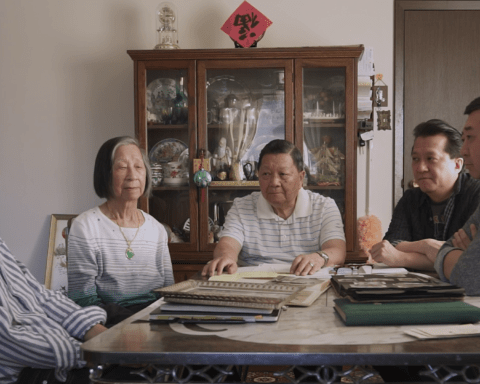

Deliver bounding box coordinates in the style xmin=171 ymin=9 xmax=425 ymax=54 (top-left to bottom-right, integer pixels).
xmin=257 ymin=188 xmax=312 ymax=221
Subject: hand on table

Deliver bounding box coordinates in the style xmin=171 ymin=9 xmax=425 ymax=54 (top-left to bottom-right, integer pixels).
xmin=290 ymin=252 xmax=325 ymax=276
xmin=369 ymin=240 xmax=402 ymax=266
xmin=395 ymin=238 xmax=444 ymax=263
xmin=417 ymin=239 xmax=444 ymax=263
xmin=84 ymin=323 xmax=108 ymax=341
xmin=201 ymin=256 xmax=238 ymax=277
xmin=452 ymin=224 xmax=477 ymax=251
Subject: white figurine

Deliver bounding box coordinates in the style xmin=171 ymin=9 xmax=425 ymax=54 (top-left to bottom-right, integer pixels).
xmin=212 ymin=137 xmax=232 ymax=172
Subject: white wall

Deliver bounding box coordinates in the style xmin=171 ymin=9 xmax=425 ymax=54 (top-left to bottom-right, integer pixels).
xmin=0 ymin=0 xmax=394 ymax=282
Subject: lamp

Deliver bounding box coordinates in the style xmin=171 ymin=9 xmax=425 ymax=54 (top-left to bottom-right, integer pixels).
xmin=154 ymin=2 xmax=179 ymax=50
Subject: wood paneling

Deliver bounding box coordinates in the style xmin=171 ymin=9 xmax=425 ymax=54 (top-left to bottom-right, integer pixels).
xmin=395 ymin=1 xmax=480 ymax=203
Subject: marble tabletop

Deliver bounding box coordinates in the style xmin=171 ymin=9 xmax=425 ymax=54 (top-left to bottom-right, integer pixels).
xmin=81 ymin=288 xmax=480 ymax=367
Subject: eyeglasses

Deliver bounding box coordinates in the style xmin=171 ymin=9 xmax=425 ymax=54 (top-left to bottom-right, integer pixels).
xmin=330 ymin=263 xmax=369 ymax=275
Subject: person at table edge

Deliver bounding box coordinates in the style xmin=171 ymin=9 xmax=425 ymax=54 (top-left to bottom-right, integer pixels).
xmin=0 ymin=237 xmax=107 ymax=384
xmin=202 ymin=139 xmax=346 ymax=277
xmin=370 ymin=119 xmax=480 ymax=270
xmin=67 ymin=136 xmax=174 ymax=326
xmin=435 ymin=96 xmax=480 ymax=295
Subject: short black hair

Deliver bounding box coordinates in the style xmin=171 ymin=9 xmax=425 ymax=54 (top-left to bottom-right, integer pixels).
xmin=464 ymin=97 xmax=480 ymax=115
xmin=258 ymin=139 xmax=304 ymax=172
xmin=412 ymin=119 xmax=462 ymax=159
xmin=93 ymin=136 xmax=152 ymax=199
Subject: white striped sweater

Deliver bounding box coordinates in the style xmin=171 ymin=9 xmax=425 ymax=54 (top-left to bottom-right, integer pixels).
xmin=67 ymin=207 xmax=174 ymax=308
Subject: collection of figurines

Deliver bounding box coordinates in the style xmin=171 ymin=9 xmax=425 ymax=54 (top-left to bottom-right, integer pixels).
xmin=303 ymin=88 xmax=345 ymax=121
xmin=308 ymin=135 xmax=345 ymax=186
xmin=147 ymin=77 xmax=188 ymax=125
xmin=210 ymin=137 xmax=258 ymax=181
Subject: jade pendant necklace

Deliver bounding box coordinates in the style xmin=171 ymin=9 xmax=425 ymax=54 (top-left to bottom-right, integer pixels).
xmin=109 ymin=205 xmax=140 ymax=260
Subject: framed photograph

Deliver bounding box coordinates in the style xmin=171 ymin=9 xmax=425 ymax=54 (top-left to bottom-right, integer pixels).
xmin=156 ymin=280 xmax=305 ymax=310
xmin=45 ymin=214 xmax=77 ymax=294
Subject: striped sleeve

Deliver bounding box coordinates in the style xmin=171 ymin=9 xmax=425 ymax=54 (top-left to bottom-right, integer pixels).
xmin=0 ymin=239 xmax=106 ymax=383
xmin=19 ymin=261 xmax=106 ymax=338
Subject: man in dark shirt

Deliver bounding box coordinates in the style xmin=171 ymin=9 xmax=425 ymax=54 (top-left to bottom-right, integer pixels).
xmin=435 ymin=96 xmax=480 ymax=293
xmin=370 ymin=119 xmax=480 ymax=270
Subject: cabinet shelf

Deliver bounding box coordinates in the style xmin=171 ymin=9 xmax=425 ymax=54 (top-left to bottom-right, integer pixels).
xmin=304 ymin=121 xmax=345 ymax=128
xmin=147 ymin=123 xmax=188 ymax=130
xmin=209 ymin=185 xmax=260 ymax=190
xmin=152 ymin=186 xmax=189 ymax=191
xmin=210 ymin=180 xmax=259 ymax=187
xmin=306 ymin=185 xmax=344 ymax=190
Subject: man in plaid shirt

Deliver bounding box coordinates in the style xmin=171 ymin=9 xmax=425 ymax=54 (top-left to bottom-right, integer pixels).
xmin=370 ymin=118 xmax=480 ymax=270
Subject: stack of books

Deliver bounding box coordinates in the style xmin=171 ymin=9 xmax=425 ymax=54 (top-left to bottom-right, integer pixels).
xmin=331 ymin=272 xmax=480 ymax=326
xmin=153 ymin=279 xmax=306 ymax=323
xmin=150 ymin=302 xmax=281 ymax=323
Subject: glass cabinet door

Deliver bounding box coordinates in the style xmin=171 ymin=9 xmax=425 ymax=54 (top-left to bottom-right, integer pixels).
xmin=295 ymin=59 xmax=357 ymax=253
xmin=197 ymin=61 xmax=293 ymax=251
xmin=302 ymin=67 xmax=347 ymax=218
xmin=137 ymin=61 xmax=197 ymax=251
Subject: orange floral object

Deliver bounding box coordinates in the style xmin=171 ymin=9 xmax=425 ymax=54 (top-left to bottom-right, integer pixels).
xmin=357 ymin=214 xmax=382 ymax=263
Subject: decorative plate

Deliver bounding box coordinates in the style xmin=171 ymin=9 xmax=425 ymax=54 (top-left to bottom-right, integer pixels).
xmin=149 ymin=138 xmax=188 ymax=164
xmin=147 ymin=77 xmax=176 ymax=101
xmin=206 ymin=75 xmax=251 ymax=109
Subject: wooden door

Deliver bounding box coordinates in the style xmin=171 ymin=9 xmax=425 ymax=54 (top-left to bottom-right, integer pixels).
xmin=394 ymin=1 xmax=480 ymax=204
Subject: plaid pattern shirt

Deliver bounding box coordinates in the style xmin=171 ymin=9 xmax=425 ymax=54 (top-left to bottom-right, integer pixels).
xmin=384 ymin=173 xmax=480 ymax=246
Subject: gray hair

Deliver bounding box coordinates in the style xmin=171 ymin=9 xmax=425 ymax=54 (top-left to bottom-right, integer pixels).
xmin=94 ymin=136 xmax=152 ymax=199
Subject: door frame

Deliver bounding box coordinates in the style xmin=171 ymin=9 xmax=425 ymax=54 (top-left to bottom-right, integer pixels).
xmin=394 ymin=0 xmax=480 ymax=205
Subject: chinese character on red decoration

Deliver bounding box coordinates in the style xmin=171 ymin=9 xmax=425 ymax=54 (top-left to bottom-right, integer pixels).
xmin=221 ymin=1 xmax=272 ymax=48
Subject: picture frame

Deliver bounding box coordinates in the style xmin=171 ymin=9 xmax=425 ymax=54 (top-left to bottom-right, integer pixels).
xmin=156 ymin=280 xmax=305 ymax=310
xmin=45 ymin=214 xmax=77 ymax=294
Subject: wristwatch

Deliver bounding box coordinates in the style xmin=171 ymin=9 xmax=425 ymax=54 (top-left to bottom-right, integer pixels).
xmin=316 ymin=251 xmax=329 ymax=268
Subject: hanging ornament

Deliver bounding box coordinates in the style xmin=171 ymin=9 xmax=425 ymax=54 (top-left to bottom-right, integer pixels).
xmin=193 ymin=149 xmax=212 ymax=202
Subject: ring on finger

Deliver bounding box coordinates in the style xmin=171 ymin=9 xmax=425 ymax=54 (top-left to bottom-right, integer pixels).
xmin=309 ymin=262 xmax=315 ymax=268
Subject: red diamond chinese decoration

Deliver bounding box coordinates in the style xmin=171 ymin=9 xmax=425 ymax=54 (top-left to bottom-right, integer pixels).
xmin=221 ymin=1 xmax=272 ymax=48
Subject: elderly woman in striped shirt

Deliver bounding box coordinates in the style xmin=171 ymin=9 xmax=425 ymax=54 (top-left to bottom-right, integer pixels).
xmin=203 ymin=139 xmax=346 ymax=277
xmin=67 ymin=136 xmax=174 ymax=327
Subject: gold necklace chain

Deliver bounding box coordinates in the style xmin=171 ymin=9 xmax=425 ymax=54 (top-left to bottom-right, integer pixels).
xmin=108 ymin=204 xmax=140 ymax=260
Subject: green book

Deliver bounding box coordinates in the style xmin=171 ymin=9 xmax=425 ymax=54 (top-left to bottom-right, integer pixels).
xmin=334 ymin=298 xmax=480 ymax=326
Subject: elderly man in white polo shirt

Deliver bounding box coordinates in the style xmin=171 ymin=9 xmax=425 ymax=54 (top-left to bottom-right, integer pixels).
xmin=203 ymin=139 xmax=346 ymax=277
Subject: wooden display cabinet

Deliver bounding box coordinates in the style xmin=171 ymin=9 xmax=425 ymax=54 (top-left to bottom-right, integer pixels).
xmin=128 ymin=46 xmax=364 ymax=282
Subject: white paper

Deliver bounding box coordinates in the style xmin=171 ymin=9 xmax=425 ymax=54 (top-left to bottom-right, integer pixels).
xmin=209 ymin=263 xmax=333 ymax=282
xmin=371 ymin=267 xmax=408 ymax=274
xmin=405 ymin=324 xmax=480 ymax=340
xmin=358 ymin=46 xmax=374 ymax=77
xmin=254 ymin=263 xmax=333 ymax=278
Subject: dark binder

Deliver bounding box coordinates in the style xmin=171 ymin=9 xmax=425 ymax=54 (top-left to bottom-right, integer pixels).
xmin=331 ymin=272 xmax=465 ymax=302
xmin=334 ymin=298 xmax=480 ymax=326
